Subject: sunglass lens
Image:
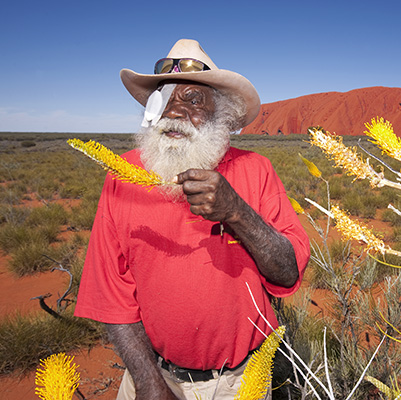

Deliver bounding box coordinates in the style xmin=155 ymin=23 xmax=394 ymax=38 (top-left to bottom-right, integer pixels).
xmin=155 ymin=59 xmax=174 ymax=74
xmin=179 ymin=59 xmax=205 ymax=72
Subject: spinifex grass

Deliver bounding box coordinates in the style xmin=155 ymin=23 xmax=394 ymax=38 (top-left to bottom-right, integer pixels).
xmin=0 ymin=311 xmax=103 ymax=375
xmin=67 ymin=138 xmax=167 ymax=188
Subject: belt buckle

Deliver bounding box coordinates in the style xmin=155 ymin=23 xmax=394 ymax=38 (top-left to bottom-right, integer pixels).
xmin=168 ymin=363 xmax=186 ymax=383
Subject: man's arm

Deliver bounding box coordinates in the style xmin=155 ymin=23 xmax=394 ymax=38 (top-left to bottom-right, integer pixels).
xmin=175 ymin=169 xmax=298 ymax=288
xmin=106 ymin=322 xmax=178 ymax=400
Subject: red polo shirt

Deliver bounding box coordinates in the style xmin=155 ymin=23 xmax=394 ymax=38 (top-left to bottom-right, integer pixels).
xmin=75 ymin=147 xmax=310 ymax=370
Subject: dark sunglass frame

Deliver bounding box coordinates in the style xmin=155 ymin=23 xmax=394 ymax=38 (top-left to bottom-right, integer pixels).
xmin=154 ymin=58 xmax=211 ymax=74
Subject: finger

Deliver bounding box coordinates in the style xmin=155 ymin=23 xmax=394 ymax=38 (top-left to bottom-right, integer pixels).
xmin=175 ymin=169 xmax=212 ymax=184
xmin=186 ymin=192 xmax=216 ymax=206
xmin=182 ymin=180 xmax=217 ymax=196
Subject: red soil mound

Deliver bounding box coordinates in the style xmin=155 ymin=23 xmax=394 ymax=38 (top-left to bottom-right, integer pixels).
xmin=241 ymin=86 xmax=401 ymax=136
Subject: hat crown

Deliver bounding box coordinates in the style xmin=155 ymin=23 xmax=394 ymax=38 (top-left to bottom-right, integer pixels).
xmin=165 ymin=39 xmax=218 ymax=70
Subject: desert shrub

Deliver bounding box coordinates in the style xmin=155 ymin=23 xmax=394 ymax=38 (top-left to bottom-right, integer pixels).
xmin=0 ymin=311 xmax=104 ymax=375
xmin=69 ymin=251 xmax=86 ymax=297
xmin=341 ymin=191 xmax=364 ymax=216
xmin=0 ymin=205 xmax=68 ymax=275
xmin=327 ymin=176 xmax=346 ymax=200
xmin=0 ymin=182 xmax=28 ymax=205
xmin=392 ymin=227 xmax=401 ymax=242
xmin=0 ymin=223 xmax=37 ymax=253
xmin=49 ymin=235 xmax=87 ymax=271
xmin=26 ymin=203 xmax=67 ymax=227
xmin=0 ymin=205 xmax=29 ymax=225
xmin=378 ymin=186 xmax=400 ymax=208
xmin=58 ymin=182 xmax=87 ymax=198
xmin=35 ymin=181 xmax=60 ymax=201
xmin=68 ymin=197 xmax=99 ymax=230
xmin=8 ymin=235 xmax=55 ymax=276
xmin=382 ymin=208 xmax=401 ymax=227
xmin=35 ymin=221 xmax=62 ymax=243
xmin=20 ymin=140 xmax=36 ymax=148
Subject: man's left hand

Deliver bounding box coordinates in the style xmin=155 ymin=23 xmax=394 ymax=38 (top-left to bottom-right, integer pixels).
xmin=174 ymin=169 xmax=241 ymax=222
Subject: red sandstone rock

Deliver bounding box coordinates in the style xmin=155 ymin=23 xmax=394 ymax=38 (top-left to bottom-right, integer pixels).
xmin=241 ymin=86 xmax=401 ymax=136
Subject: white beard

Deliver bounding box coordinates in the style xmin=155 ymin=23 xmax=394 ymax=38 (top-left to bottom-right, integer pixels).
xmin=136 ymin=118 xmax=230 ymax=201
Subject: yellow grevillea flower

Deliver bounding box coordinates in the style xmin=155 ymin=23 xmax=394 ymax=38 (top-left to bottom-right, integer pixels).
xmin=35 ymin=353 xmax=80 ymax=400
xmin=298 ymin=153 xmax=322 ymax=178
xmin=308 ymin=129 xmax=383 ymax=188
xmin=364 ymin=117 xmax=401 ymax=162
xmin=68 ymin=139 xmax=165 ymax=188
xmin=365 ymin=375 xmax=401 ymax=399
xmin=235 ymin=326 xmax=285 ymax=400
xmin=331 ymin=205 xmax=386 ymax=254
xmin=288 ymin=196 xmax=305 ymax=214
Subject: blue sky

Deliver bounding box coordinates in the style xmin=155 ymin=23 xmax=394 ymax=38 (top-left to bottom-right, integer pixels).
xmin=1 ymin=0 xmax=400 ymax=133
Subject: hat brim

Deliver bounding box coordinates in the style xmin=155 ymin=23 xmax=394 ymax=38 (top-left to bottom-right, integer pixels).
xmin=120 ymin=69 xmax=261 ymax=128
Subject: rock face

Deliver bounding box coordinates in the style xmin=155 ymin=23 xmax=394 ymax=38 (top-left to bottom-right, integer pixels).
xmin=241 ymin=86 xmax=401 ymax=136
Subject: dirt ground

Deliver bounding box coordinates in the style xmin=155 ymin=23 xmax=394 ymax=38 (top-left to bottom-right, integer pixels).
xmin=0 ymin=248 xmax=124 ymax=400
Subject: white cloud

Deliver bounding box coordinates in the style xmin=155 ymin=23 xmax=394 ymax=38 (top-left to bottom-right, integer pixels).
xmin=0 ymin=107 xmax=143 ymax=133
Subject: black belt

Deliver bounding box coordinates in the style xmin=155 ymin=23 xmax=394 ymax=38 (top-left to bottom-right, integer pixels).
xmin=159 ymin=358 xmax=214 ymax=382
xmin=156 ymin=347 xmax=257 ymax=383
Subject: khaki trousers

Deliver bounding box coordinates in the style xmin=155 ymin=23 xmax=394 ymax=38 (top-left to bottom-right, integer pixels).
xmin=116 ymin=361 xmax=272 ymax=400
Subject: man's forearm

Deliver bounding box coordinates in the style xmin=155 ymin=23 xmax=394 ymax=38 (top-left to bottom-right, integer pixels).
xmin=226 ymin=197 xmax=299 ymax=288
xmin=106 ymin=322 xmax=177 ymax=400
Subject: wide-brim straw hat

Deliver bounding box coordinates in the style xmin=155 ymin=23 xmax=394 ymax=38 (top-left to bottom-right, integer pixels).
xmin=120 ymin=39 xmax=261 ymax=128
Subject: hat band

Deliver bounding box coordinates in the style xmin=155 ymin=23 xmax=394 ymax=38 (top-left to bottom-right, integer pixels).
xmin=154 ymin=58 xmax=211 ymax=75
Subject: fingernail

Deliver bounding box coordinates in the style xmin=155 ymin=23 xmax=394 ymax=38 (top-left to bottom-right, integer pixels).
xmin=172 ymin=175 xmax=178 ymax=183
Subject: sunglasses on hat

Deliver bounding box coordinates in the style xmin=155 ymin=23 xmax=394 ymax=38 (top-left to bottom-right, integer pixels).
xmin=154 ymin=58 xmax=211 ymax=75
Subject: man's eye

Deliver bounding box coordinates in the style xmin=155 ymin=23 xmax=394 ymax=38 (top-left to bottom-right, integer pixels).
xmin=191 ymin=99 xmax=199 ymax=105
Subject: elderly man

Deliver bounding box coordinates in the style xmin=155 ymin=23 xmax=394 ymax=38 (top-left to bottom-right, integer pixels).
xmin=75 ymin=39 xmax=310 ymax=400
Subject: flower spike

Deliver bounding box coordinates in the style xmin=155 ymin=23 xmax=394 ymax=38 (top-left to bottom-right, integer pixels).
xmin=364 ymin=117 xmax=401 ymax=162
xmin=35 ymin=353 xmax=80 ymax=400
xmin=235 ymin=326 xmax=285 ymax=400
xmin=68 ymin=138 xmax=166 ymax=189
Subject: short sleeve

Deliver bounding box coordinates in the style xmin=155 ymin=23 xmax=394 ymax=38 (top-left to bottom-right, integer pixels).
xmin=74 ymin=176 xmax=141 ymax=324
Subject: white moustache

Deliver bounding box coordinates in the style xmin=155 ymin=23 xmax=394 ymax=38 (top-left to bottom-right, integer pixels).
xmin=155 ymin=118 xmax=199 ymax=140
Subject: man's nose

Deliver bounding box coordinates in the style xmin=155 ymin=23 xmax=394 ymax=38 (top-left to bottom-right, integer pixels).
xmin=162 ymin=101 xmax=188 ymax=120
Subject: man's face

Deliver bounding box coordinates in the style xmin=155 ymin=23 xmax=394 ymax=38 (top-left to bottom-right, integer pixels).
xmin=161 ymin=83 xmax=215 ymax=135
xmin=137 ymin=83 xmax=231 ymax=200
